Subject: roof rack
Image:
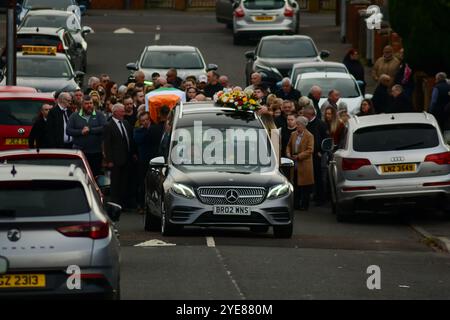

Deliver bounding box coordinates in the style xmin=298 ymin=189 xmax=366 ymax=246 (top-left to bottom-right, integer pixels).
xmin=423 ymin=112 xmax=430 ymax=120
xmin=353 ymin=115 xmax=360 ymax=124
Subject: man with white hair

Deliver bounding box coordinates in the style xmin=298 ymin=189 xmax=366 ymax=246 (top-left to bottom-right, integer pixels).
xmin=302 ymin=104 xmax=329 ymax=206
xmin=430 ymin=72 xmax=450 ymax=131
xmin=134 ymin=70 xmax=146 ymax=86
xmin=275 ymin=77 xmax=302 ymax=102
xmin=47 ymin=92 xmax=73 ymax=148
xmin=308 ymin=85 xmax=323 ymax=119
xmin=85 ymin=76 xmax=100 ymax=95
xmin=103 ymin=103 xmax=137 ymax=207
xmin=245 ymin=72 xmax=263 ymax=91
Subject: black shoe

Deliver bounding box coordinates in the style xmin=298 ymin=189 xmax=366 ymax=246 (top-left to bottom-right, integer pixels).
xmin=299 ymin=207 xmax=308 ymax=211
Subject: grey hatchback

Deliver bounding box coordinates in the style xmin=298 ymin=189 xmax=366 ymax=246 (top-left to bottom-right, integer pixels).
xmin=216 ymin=0 xmax=301 ymax=44
xmin=0 ymin=164 xmax=121 ymax=299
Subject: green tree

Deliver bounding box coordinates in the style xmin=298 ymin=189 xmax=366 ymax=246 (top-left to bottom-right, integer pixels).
xmin=389 ymin=0 xmax=450 ymax=75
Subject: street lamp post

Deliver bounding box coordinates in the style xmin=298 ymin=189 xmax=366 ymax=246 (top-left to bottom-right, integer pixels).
xmin=1 ymin=0 xmax=17 ymax=85
xmin=6 ymin=0 xmax=17 ymax=85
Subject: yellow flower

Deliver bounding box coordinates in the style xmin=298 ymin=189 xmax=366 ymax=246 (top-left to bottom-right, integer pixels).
xmin=249 ymin=99 xmax=256 ymax=105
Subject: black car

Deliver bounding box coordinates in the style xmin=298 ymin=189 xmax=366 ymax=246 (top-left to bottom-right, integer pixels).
xmin=244 ymin=35 xmax=330 ymax=85
xmin=144 ymin=102 xmax=295 ymax=238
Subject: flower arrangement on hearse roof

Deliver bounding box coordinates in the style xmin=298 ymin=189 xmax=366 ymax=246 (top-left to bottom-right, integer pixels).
xmin=214 ymin=88 xmax=261 ymax=111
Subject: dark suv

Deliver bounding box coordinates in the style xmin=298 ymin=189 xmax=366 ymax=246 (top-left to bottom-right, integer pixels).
xmin=144 ymin=102 xmax=295 ymax=238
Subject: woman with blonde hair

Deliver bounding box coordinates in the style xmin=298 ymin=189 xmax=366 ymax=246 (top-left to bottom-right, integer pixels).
xmin=323 ymin=106 xmax=346 ymax=146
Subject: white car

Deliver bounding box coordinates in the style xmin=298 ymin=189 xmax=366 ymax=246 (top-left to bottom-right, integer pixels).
xmin=294 ymin=72 xmax=368 ymax=115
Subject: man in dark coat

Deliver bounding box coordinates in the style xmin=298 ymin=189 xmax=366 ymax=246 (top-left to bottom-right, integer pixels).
xmin=103 ymin=103 xmax=137 ymax=207
xmin=46 ymin=92 xmax=73 ymax=148
xmin=388 ymin=85 xmax=413 ymax=113
xmin=303 ymin=105 xmax=329 ymax=205
xmin=371 ymin=74 xmax=392 ymax=114
xmin=275 ymin=78 xmax=302 ymax=102
xmin=29 ymin=104 xmax=52 ymax=149
xmin=430 ymin=72 xmax=450 ymax=131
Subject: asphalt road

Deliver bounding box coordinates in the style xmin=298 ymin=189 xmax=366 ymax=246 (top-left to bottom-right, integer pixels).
xmin=2 ymin=9 xmax=450 ymax=300
xmin=78 ymin=10 xmax=450 ymax=299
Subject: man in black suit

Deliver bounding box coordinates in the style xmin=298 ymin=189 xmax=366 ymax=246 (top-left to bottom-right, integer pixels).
xmin=303 ymin=104 xmax=329 ymax=206
xmin=103 ymin=103 xmax=137 ymax=207
xmin=47 ymin=92 xmax=73 ymax=148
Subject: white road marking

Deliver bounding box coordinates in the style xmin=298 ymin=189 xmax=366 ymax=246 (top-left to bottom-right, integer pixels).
xmin=134 ymin=239 xmax=176 ymax=247
xmin=213 ymin=247 xmax=246 ymax=300
xmin=114 ymin=28 xmax=135 ymax=34
xmin=206 ymin=236 xmax=215 ymax=248
xmin=155 ymin=34 xmax=160 ymax=41
xmin=156 ymin=25 xmax=161 ymax=31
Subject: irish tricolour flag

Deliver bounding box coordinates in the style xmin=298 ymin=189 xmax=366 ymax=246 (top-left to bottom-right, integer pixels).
xmin=145 ymin=87 xmax=186 ymax=123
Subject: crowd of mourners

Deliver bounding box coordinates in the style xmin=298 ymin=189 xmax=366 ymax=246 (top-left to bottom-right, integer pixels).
xmin=26 ymin=45 xmax=450 ymax=212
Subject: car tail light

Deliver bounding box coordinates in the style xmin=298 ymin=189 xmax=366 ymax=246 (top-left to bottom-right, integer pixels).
xmin=80 ymin=274 xmax=106 ymax=280
xmin=424 ymin=152 xmax=450 ymax=165
xmin=342 ymin=186 xmax=376 ymax=192
xmin=284 ymin=6 xmax=295 ymax=17
xmin=342 ymin=158 xmax=371 ymax=171
xmin=423 ymin=181 xmax=450 ymax=187
xmin=56 ymin=42 xmax=65 ymax=53
xmin=234 ymin=6 xmax=245 ymax=18
xmin=57 ymin=221 xmax=109 ymax=239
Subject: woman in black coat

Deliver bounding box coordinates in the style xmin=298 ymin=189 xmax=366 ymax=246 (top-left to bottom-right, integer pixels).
xmin=28 ymin=104 xmax=52 ymax=149
xmin=343 ymin=48 xmax=366 ymax=94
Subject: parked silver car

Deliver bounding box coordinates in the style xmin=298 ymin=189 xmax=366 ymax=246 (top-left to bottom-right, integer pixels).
xmin=0 ymin=164 xmax=121 ymax=299
xmin=323 ymin=113 xmax=450 ymax=222
xmin=126 ymin=45 xmax=218 ymax=83
xmin=216 ymin=0 xmax=301 ymax=44
xmin=289 ymin=61 xmax=349 ymax=85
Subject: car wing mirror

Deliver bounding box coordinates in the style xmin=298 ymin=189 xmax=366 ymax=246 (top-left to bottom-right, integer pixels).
xmin=82 ymin=26 xmax=93 ymax=35
xmin=320 ymin=50 xmax=330 ymax=59
xmin=96 ymin=175 xmax=111 ymax=188
xmin=321 ymin=138 xmax=334 ymax=153
xmin=105 ymin=202 xmax=122 ymax=222
xmin=149 ymin=156 xmax=167 ymax=168
xmin=206 ymin=63 xmax=218 ymax=71
xmin=126 ymin=62 xmax=139 ymax=71
xmin=280 ymin=157 xmax=294 ymax=168
xmin=245 ymin=50 xmax=255 ymax=60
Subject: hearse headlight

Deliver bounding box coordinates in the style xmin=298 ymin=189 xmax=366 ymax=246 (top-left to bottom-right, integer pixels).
xmin=267 ymin=183 xmax=292 ymax=199
xmin=171 ymin=183 xmax=196 ymax=199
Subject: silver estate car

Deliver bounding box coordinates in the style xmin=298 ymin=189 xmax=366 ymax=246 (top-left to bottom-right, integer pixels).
xmin=0 ymin=164 xmax=121 ymax=299
xmin=324 ymin=113 xmax=450 ymax=222
xmin=223 ymin=0 xmax=301 ymax=44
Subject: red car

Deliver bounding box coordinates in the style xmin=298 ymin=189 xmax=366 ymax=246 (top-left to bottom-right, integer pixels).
xmin=0 ymin=91 xmax=55 ymax=151
xmin=0 ymin=149 xmax=104 ymax=202
xmin=0 ymin=86 xmax=37 ymax=93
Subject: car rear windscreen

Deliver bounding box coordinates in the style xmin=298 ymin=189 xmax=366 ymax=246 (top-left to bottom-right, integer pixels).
xmin=353 ymin=124 xmax=440 ymax=152
xmin=0 ymin=99 xmax=50 ymax=126
xmin=0 ymin=180 xmax=89 ymax=217
xmin=23 ymin=0 xmax=75 ymax=10
xmin=243 ymin=0 xmax=286 ymax=10
xmin=296 ymin=78 xmax=360 ymax=98
xmin=259 ymin=39 xmax=317 ymax=59
xmin=17 ymin=35 xmax=62 ymax=48
xmin=22 ymin=15 xmax=72 ymax=29
xmin=142 ymin=51 xmax=204 ymax=69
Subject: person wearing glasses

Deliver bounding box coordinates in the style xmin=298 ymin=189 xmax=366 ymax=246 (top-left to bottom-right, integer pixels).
xmin=29 ymin=104 xmax=53 ymax=149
